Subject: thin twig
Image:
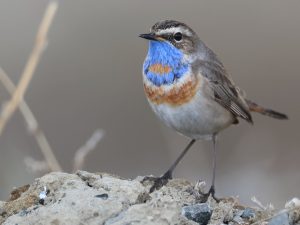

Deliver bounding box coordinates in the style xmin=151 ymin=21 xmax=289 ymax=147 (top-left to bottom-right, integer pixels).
xmin=251 ymin=196 xmax=268 ymax=210
xmin=73 ymin=129 xmax=105 ymax=172
xmin=0 ymin=1 xmax=58 ymax=135
xmin=0 ymin=68 xmax=62 ymax=171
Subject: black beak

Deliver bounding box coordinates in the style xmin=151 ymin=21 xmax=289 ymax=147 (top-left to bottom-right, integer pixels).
xmin=139 ymin=33 xmax=157 ymax=41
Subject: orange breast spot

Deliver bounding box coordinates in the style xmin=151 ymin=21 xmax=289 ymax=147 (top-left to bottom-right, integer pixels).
xmin=148 ymin=64 xmax=171 ymax=75
xmin=144 ymin=77 xmax=200 ymax=106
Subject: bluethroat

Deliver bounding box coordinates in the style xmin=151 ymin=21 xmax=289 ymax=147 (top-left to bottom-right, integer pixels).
xmin=139 ymin=20 xmax=288 ymax=198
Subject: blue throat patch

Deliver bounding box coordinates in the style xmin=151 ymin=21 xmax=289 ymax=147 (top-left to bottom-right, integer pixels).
xmin=143 ymin=41 xmax=188 ymax=86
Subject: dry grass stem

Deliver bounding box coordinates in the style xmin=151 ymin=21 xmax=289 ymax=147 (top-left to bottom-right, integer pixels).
xmin=0 ymin=68 xmax=62 ymax=172
xmin=251 ymin=196 xmax=274 ymax=211
xmin=73 ymin=129 xmax=105 ymax=172
xmin=0 ymin=1 xmax=58 ymax=135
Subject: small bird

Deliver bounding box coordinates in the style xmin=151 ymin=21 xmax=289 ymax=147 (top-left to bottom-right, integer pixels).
xmin=139 ymin=20 xmax=288 ymax=198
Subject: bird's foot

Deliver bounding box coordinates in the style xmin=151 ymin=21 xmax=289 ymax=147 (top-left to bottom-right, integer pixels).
xmin=141 ymin=170 xmax=172 ymax=193
xmin=202 ymin=185 xmax=220 ymax=202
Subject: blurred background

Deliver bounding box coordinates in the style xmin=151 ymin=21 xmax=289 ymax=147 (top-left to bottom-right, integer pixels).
xmin=0 ymin=0 xmax=299 ymax=206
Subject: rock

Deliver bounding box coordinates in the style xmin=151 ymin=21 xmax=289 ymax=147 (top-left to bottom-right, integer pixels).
xmin=0 ymin=171 xmax=298 ymax=225
xmin=182 ymin=203 xmax=212 ymax=224
xmin=208 ymin=198 xmax=236 ymax=224
xmin=0 ymin=171 xmax=197 ymax=225
xmin=94 ymin=193 xmax=109 ymax=200
xmin=268 ymin=212 xmax=289 ymax=225
xmin=229 ymin=208 xmax=256 ymax=225
xmin=232 ymin=214 xmax=244 ymax=224
xmin=285 ymin=198 xmax=300 ymax=209
xmin=241 ymin=207 xmax=256 ymax=219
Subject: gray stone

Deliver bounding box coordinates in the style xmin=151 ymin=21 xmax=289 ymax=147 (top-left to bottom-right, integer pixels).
xmin=182 ymin=203 xmax=212 ymax=225
xmin=268 ymin=212 xmax=289 ymax=225
xmin=232 ymin=215 xmax=244 ymax=224
xmin=95 ymin=193 xmax=109 ymax=200
xmin=241 ymin=208 xmax=256 ymax=219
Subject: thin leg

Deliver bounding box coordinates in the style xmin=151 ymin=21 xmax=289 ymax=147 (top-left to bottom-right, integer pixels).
xmin=206 ymin=133 xmax=218 ymax=201
xmin=143 ymin=139 xmax=196 ymax=193
xmin=162 ymin=139 xmax=196 ymax=179
xmin=211 ymin=134 xmax=217 ymax=190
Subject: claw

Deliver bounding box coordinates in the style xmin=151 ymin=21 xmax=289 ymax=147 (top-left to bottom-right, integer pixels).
xmin=202 ymin=185 xmax=220 ymax=202
xmin=141 ymin=170 xmax=173 ymax=193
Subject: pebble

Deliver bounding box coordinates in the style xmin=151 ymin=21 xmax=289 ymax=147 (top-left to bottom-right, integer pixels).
xmin=268 ymin=212 xmax=289 ymax=225
xmin=182 ymin=203 xmax=212 ymax=225
xmin=95 ymin=193 xmax=109 ymax=200
xmin=241 ymin=208 xmax=256 ymax=219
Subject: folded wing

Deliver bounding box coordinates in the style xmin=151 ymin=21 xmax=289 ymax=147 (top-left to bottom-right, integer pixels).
xmin=195 ymin=60 xmax=253 ymax=123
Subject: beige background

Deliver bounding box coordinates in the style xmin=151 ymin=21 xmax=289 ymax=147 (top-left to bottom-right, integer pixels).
xmin=0 ymin=0 xmax=299 ymax=206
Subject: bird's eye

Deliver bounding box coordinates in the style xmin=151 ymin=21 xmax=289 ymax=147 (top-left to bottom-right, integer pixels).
xmin=173 ymin=32 xmax=182 ymax=42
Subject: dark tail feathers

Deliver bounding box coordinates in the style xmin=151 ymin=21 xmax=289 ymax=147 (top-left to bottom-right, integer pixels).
xmin=246 ymin=99 xmax=288 ymax=120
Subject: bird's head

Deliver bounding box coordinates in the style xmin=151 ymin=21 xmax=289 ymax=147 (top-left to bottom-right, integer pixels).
xmin=140 ymin=20 xmax=200 ymax=86
xmin=139 ymin=20 xmax=199 ymax=55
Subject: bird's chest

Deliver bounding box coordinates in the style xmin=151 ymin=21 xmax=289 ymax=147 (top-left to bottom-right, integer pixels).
xmin=144 ymin=77 xmax=234 ymax=138
xmin=146 ymin=84 xmax=212 ymax=138
xmin=143 ymin=74 xmax=199 ymax=106
xmin=143 ymin=73 xmax=203 ymax=134
xmin=142 ymin=41 xmax=198 ymax=105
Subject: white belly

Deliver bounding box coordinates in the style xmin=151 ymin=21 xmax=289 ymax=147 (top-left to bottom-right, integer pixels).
xmin=148 ymin=89 xmax=234 ymax=140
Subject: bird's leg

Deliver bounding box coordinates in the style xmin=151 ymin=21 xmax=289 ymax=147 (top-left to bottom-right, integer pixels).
xmin=211 ymin=133 xmax=217 ymax=194
xmin=142 ymin=139 xmax=196 ymax=193
xmin=203 ymin=134 xmax=219 ymax=202
xmin=163 ymin=139 xmax=196 ymax=179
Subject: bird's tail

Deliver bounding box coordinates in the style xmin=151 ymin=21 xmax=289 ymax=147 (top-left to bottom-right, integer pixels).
xmin=246 ymin=99 xmax=288 ymax=120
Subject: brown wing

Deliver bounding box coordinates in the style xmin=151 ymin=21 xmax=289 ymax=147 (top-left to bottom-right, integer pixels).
xmin=194 ymin=60 xmax=253 ymax=123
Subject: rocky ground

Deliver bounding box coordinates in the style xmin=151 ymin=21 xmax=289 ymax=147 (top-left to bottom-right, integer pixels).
xmin=0 ymin=171 xmax=299 ymax=225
